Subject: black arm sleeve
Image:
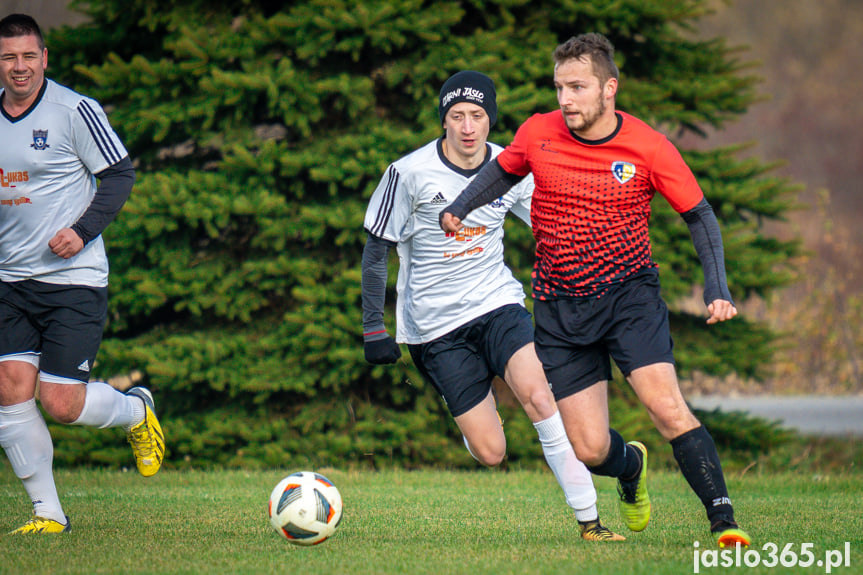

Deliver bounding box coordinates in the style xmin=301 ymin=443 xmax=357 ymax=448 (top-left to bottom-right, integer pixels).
xmin=361 ymin=233 xmax=397 ymax=342
xmin=440 ymin=158 xmax=525 ymax=224
xmin=70 ymin=156 xmax=136 ymax=245
xmin=681 ymin=197 xmax=734 ymax=306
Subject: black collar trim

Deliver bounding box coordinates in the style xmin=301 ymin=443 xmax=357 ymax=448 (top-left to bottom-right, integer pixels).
xmin=437 ymin=136 xmax=492 ymax=177
xmin=568 ymin=112 xmax=623 ymax=145
xmin=1 ymin=78 xmax=48 ymax=123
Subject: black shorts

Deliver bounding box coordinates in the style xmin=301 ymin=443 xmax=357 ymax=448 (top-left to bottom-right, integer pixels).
xmin=408 ymin=304 xmax=534 ymax=417
xmin=534 ymin=269 xmax=674 ymax=401
xmin=0 ymin=280 xmax=108 ymax=383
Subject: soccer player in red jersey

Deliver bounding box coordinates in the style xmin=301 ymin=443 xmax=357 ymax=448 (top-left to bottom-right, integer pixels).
xmin=440 ymin=33 xmax=750 ymax=548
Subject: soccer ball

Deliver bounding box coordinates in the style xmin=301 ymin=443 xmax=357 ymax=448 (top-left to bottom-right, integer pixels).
xmin=268 ymin=471 xmax=343 ymax=545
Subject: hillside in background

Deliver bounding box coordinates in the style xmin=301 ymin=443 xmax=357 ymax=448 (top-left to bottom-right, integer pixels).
xmin=683 ymin=0 xmax=863 ymax=395
xmin=697 ymin=0 xmax=862 ymax=221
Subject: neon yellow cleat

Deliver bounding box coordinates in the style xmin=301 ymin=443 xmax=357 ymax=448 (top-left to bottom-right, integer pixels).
xmin=9 ymin=515 xmax=70 ymax=535
xmin=125 ymin=387 xmax=165 ymax=477
xmin=579 ymin=519 xmax=626 ymax=542
xmin=715 ymin=526 xmax=751 ymax=548
xmin=617 ymin=440 xmax=651 ymax=532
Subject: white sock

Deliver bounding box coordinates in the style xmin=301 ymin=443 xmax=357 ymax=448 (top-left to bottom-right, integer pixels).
xmin=534 ymin=411 xmax=598 ymax=522
xmin=0 ymin=399 xmax=66 ymax=523
xmin=72 ymin=381 xmax=144 ymax=430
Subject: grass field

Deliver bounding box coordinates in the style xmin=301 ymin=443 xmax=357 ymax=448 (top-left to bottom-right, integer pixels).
xmin=1 ymin=465 xmax=860 ymax=575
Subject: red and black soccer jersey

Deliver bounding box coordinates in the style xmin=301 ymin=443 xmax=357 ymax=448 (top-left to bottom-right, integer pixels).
xmin=497 ymin=110 xmax=703 ymax=300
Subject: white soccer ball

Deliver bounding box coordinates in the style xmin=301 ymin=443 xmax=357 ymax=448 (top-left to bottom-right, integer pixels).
xmin=268 ymin=471 xmax=343 ymax=545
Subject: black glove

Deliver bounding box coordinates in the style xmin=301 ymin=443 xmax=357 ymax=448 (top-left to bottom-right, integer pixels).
xmin=364 ymin=336 xmax=402 ymax=364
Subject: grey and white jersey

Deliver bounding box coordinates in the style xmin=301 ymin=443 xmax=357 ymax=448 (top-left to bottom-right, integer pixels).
xmin=364 ymin=138 xmax=533 ymax=344
xmin=0 ymin=79 xmax=128 ymax=287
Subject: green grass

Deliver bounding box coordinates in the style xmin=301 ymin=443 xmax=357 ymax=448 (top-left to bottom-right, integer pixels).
xmin=1 ymin=466 xmax=861 ymax=574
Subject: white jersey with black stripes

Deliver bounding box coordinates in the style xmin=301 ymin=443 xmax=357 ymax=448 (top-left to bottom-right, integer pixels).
xmin=0 ymin=79 xmax=128 ymax=287
xmin=364 ymin=138 xmax=533 ymax=344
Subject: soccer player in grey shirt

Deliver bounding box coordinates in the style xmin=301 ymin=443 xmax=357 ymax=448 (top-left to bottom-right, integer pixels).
xmin=0 ymin=14 xmax=165 ymax=534
xmin=362 ymin=70 xmax=623 ymax=541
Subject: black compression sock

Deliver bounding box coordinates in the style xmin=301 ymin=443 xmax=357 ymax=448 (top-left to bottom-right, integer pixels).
xmin=617 ymin=443 xmax=644 ymax=495
xmin=620 ymin=442 xmax=643 ymax=483
xmin=586 ymin=428 xmax=641 ymax=479
xmin=671 ymin=425 xmax=735 ymax=526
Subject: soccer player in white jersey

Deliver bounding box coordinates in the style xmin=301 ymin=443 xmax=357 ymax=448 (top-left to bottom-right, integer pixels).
xmin=0 ymin=14 xmax=165 ymax=534
xmin=362 ymin=71 xmax=623 ymax=541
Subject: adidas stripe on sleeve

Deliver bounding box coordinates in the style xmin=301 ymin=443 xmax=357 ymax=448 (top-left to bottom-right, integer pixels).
xmin=72 ymin=97 xmax=128 ymax=175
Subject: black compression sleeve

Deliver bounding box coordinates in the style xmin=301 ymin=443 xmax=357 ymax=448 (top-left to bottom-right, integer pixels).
xmin=441 ymin=159 xmax=524 ymax=223
xmin=70 ymin=156 xmax=135 ymax=245
xmin=361 ymin=233 xmax=396 ymax=341
xmin=681 ymin=198 xmax=734 ymax=306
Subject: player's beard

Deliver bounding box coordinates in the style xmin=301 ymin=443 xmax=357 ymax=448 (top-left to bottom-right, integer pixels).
xmin=565 ymin=93 xmax=606 ymax=135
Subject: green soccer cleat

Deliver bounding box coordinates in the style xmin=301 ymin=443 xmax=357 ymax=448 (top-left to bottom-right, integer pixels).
xmin=714 ymin=525 xmax=751 ymax=548
xmin=617 ymin=440 xmax=651 ymax=532
xmin=9 ymin=515 xmax=70 ymax=535
xmin=125 ymin=387 xmax=165 ymax=477
xmin=578 ymin=519 xmax=626 ymax=542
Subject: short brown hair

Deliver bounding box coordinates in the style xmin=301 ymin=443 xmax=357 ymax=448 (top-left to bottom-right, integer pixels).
xmin=553 ymin=33 xmax=619 ymax=85
xmin=0 ymin=14 xmax=45 ymax=51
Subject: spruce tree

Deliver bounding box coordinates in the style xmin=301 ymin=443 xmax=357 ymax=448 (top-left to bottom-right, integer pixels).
xmin=43 ymin=0 xmax=799 ymax=468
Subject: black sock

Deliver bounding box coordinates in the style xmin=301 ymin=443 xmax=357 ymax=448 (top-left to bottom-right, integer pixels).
xmin=620 ymin=442 xmax=643 ymax=483
xmin=586 ymin=428 xmax=641 ymax=479
xmin=671 ymin=425 xmax=735 ymax=529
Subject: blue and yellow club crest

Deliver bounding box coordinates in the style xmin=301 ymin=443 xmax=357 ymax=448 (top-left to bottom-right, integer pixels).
xmin=611 ymin=161 xmax=635 ymax=184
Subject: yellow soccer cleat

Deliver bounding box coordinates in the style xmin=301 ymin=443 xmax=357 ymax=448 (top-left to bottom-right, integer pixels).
xmin=715 ymin=526 xmax=751 ymax=548
xmin=125 ymin=387 xmax=165 ymax=477
xmin=9 ymin=515 xmax=70 ymax=535
xmin=578 ymin=519 xmax=626 ymax=542
xmin=617 ymin=440 xmax=651 ymax=532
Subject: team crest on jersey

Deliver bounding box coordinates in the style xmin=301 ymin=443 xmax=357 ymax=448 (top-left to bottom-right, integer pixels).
xmin=31 ymin=130 xmax=50 ymax=151
xmin=488 ymin=196 xmax=505 ymax=208
xmin=611 ymin=161 xmax=635 ymax=184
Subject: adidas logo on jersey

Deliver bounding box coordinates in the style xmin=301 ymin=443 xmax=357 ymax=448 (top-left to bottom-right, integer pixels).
xmin=430 ymin=192 xmax=447 ymax=205
xmin=77 ymin=360 xmax=90 ymax=372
